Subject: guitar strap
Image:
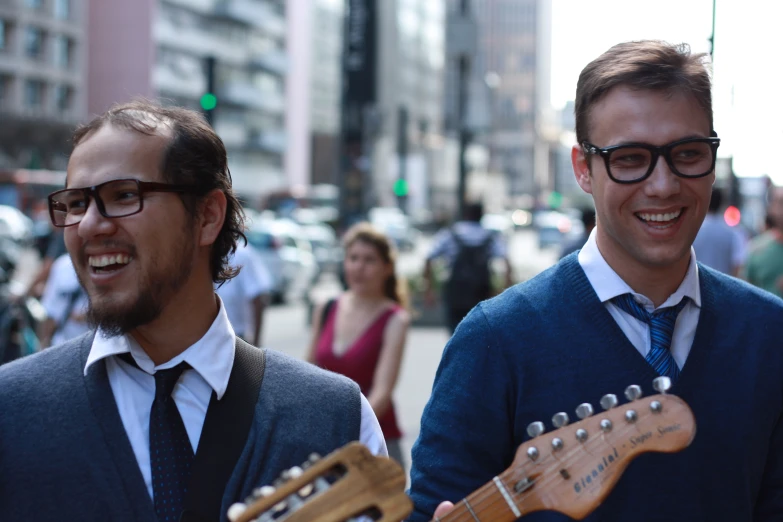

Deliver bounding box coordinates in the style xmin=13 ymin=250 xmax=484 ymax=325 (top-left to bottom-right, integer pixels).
xmin=180 ymin=338 xmax=267 ymax=522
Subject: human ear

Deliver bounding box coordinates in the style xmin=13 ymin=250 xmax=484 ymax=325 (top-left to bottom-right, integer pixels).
xmin=572 ymin=144 xmax=593 ymax=195
xmin=197 ymin=189 xmax=227 ymax=247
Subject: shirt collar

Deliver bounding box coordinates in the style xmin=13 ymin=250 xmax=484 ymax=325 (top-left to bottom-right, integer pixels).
xmin=577 ymin=228 xmax=701 ymax=312
xmin=83 ymin=295 xmax=236 ymax=399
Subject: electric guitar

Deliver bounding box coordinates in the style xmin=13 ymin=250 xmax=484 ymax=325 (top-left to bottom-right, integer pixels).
xmin=227 ymin=377 xmax=696 ymax=522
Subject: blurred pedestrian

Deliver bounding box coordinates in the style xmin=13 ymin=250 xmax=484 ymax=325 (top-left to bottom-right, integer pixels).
xmin=38 ymin=252 xmax=89 ymax=348
xmin=559 ymin=207 xmax=596 ymax=259
xmin=423 ymin=202 xmax=512 ymax=333
xmin=409 ymin=41 xmax=783 ymax=522
xmin=692 ymin=187 xmax=747 ymax=275
xmin=216 ymin=241 xmax=272 ymax=346
xmin=307 ymin=222 xmax=410 ymax=468
xmin=743 ymin=185 xmax=783 ymax=298
xmin=0 ymin=100 xmax=387 ymax=521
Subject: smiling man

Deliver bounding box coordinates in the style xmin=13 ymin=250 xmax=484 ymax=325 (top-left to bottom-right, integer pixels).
xmin=0 ymin=101 xmax=386 ymax=522
xmin=407 ymin=41 xmax=783 ymax=521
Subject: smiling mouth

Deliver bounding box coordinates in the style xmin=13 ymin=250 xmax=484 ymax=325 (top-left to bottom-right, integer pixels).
xmin=88 ymin=254 xmax=132 ymax=274
xmin=634 ymin=208 xmax=684 ymax=229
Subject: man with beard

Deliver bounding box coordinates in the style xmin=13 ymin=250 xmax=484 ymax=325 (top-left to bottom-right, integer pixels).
xmin=0 ymin=101 xmax=387 ymax=522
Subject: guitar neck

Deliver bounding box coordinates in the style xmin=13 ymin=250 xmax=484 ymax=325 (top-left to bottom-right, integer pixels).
xmin=434 ymin=473 xmax=524 ymax=522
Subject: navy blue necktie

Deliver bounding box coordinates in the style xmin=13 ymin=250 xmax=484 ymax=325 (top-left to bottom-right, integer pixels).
xmin=149 ymin=363 xmax=193 ymax=521
xmin=612 ymin=294 xmax=688 ymax=382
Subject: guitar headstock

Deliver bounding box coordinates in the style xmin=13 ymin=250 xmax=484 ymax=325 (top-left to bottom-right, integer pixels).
xmin=489 ymin=377 xmax=696 ymax=520
xmin=227 ymin=442 xmax=413 ymax=522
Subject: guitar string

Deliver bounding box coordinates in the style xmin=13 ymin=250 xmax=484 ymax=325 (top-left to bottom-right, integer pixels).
xmin=435 ymin=409 xmax=673 ymax=522
xmin=437 ymin=418 xmax=640 ymax=522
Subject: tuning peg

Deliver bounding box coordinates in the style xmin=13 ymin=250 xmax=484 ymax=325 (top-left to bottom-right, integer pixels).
xmin=576 ymin=403 xmax=594 ymax=419
xmin=600 ymin=394 xmax=618 ymax=410
xmin=252 ymin=485 xmax=276 ymax=498
xmin=552 ymin=412 xmax=569 ymax=428
xmin=289 ymin=466 xmax=303 ymax=479
xmin=527 ymin=421 xmax=545 ymax=438
xmin=227 ymin=503 xmax=247 ymax=522
xmin=624 ymin=385 xmax=642 ymax=401
xmin=652 ymin=376 xmax=672 ymax=394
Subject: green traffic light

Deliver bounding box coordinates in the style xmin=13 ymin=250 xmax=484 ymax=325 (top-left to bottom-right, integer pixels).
xmin=547 ymin=191 xmax=563 ymax=209
xmin=393 ymin=179 xmax=409 ymax=197
xmin=200 ymin=93 xmax=217 ymax=111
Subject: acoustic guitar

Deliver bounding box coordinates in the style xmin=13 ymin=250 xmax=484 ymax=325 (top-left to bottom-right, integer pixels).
xmin=227 ymin=377 xmax=695 ymax=522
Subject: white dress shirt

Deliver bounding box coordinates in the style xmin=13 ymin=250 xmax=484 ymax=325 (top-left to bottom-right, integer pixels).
xmin=216 ymin=243 xmax=273 ymax=339
xmin=84 ymin=297 xmax=387 ymax=500
xmin=577 ymin=229 xmax=702 ymax=369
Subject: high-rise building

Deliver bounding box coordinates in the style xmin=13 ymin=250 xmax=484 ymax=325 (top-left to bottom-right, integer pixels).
xmin=374 ymin=0 xmax=448 ymax=214
xmin=308 ymin=0 xmax=343 ymax=186
xmin=0 ymin=0 xmax=87 ymax=170
xmin=444 ymin=0 xmax=552 ymax=200
xmin=88 ymin=0 xmax=288 ymax=200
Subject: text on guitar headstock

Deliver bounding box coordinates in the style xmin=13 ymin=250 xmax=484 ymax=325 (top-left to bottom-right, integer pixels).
xmin=434 ymin=377 xmax=697 ymax=521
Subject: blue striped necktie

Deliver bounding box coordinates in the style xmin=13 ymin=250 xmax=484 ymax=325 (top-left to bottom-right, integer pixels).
xmin=612 ymin=294 xmax=688 ymax=382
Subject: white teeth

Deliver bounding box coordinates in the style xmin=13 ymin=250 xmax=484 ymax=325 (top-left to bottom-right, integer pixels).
xmin=88 ymin=254 xmax=131 ymax=268
xmin=637 ymin=210 xmax=682 ymax=222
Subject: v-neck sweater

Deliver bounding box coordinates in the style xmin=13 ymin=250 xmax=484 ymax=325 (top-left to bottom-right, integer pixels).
xmin=0 ymin=334 xmax=362 ymax=522
xmin=407 ymin=254 xmax=783 ymax=521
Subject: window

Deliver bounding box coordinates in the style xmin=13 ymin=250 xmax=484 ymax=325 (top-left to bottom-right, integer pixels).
xmin=54 ymin=0 xmax=70 ymax=19
xmin=53 ymin=35 xmax=72 ymax=68
xmin=25 ymin=0 xmax=44 ymax=10
xmin=54 ymin=84 xmax=72 ymax=111
xmin=25 ymin=79 xmax=45 ymax=108
xmin=25 ymin=27 xmax=44 ymax=59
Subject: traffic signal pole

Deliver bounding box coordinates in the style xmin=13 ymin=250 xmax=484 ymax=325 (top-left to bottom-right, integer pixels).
xmin=396 ymin=105 xmax=409 ymax=212
xmin=202 ymin=56 xmax=217 ymax=126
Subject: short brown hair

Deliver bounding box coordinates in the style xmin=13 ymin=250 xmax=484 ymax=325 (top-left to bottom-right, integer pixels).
xmin=72 ymin=99 xmax=246 ymax=284
xmin=342 ymin=222 xmax=409 ymax=310
xmin=575 ymin=41 xmax=713 ymax=144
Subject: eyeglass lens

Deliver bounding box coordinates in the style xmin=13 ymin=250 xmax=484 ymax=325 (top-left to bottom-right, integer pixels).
xmin=51 ymin=180 xmax=142 ymax=226
xmin=608 ymin=141 xmax=715 ymax=182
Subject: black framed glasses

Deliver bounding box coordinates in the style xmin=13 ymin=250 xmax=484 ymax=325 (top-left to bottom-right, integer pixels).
xmin=48 ymin=178 xmax=197 ymax=227
xmin=582 ymin=136 xmax=721 ymax=184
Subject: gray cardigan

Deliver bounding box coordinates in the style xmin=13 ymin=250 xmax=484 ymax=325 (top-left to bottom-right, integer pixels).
xmin=0 ymin=333 xmax=362 ymax=521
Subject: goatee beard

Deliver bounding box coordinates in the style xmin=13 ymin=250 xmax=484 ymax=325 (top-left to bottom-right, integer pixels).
xmin=84 ymin=253 xmax=194 ymax=337
xmin=86 ymin=289 xmax=164 ymax=337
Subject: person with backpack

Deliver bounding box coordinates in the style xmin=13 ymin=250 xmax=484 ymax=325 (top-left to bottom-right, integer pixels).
xmin=423 ymin=202 xmax=512 ymax=333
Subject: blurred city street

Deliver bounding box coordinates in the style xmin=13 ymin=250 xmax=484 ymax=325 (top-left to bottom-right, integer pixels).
xmin=264 ymin=227 xmax=558 ymax=478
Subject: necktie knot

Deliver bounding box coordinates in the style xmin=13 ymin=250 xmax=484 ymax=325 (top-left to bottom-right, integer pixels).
xmin=611 ymin=293 xmax=689 ymax=382
xmin=612 ymin=293 xmax=688 ymax=323
xmin=153 ymin=363 xmax=189 ymax=401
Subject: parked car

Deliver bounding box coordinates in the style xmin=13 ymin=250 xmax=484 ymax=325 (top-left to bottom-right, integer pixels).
xmin=245 ymin=217 xmax=318 ymax=304
xmin=534 ymin=209 xmax=585 ymax=250
xmin=480 ymin=213 xmax=515 ymax=239
xmin=368 ymin=207 xmax=418 ymax=252
xmin=301 ymin=223 xmax=340 ymax=280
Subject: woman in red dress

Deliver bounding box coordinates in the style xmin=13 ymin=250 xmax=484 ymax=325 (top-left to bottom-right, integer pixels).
xmin=307 ymin=222 xmax=411 ymax=467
